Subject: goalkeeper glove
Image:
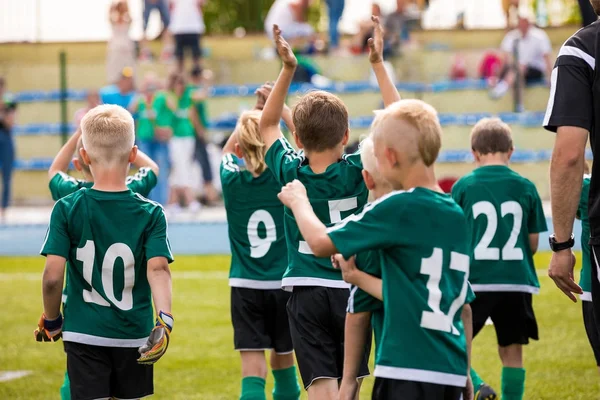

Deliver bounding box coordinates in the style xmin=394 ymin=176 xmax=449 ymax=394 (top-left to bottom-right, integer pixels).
xmin=137 ymin=311 xmax=173 ymax=365
xmin=34 ymin=313 xmax=63 ymax=342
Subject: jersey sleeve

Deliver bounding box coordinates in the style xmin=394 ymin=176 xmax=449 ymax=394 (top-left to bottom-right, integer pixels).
xmin=40 ymin=202 xmax=71 ymax=258
xmin=48 ymin=172 xmax=83 ymax=201
xmin=145 ymin=208 xmax=174 ymax=263
xmin=264 ymin=137 xmax=301 ymax=185
xmin=450 ymin=178 xmax=464 ymax=207
xmin=220 ymin=153 xmax=241 ymax=187
xmin=465 ymin=282 xmax=476 ymax=304
xmin=327 ymin=194 xmax=401 ymax=259
xmin=126 ymin=167 xmax=157 ymax=197
xmin=543 ymin=50 xmax=594 ymax=133
xmin=527 ymin=184 xmax=548 ymax=234
xmin=347 ymin=250 xmax=383 ymax=314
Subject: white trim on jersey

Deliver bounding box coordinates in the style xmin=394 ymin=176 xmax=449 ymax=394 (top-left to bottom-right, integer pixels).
xmin=222 ymin=154 xmax=240 ymax=173
xmin=133 ymin=193 xmax=174 ymax=261
xmin=543 ymin=67 xmax=558 ymax=127
xmin=125 ymin=167 xmax=151 ymax=184
xmin=469 ymin=284 xmax=540 ymax=294
xmin=63 ymin=332 xmax=148 ymax=348
xmin=374 ymin=365 xmax=467 ymax=387
xmin=558 ymin=45 xmax=595 ymax=69
xmin=581 ymin=291 xmax=592 ymax=302
xmin=228 ymin=278 xmax=283 ymax=290
xmin=347 ymin=286 xmax=359 ymax=313
xmin=281 ymin=277 xmax=351 ymax=291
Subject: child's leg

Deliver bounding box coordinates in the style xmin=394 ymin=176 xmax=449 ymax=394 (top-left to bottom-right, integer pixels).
xmin=271 ymin=352 xmax=301 ymax=400
xmin=499 ymin=344 xmax=525 ymax=400
xmin=240 ymin=351 xmax=268 ymax=400
xmin=64 ymin=342 xmax=112 ymax=400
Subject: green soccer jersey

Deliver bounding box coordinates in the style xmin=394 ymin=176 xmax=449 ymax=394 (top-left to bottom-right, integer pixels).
xmin=578 ymin=174 xmax=592 ymax=301
xmin=49 ymin=168 xmax=157 ymax=201
xmin=135 ymin=97 xmax=156 ymax=141
xmin=221 ymin=154 xmax=288 ymax=288
xmin=172 ymin=91 xmax=195 ymax=138
xmin=154 ymin=92 xmax=174 ymax=128
xmin=328 ymin=188 xmax=472 ymax=386
xmin=452 ymin=165 xmax=548 ymax=293
xmin=40 ymin=188 xmax=173 ymax=347
xmin=265 ymin=137 xmax=368 ymax=289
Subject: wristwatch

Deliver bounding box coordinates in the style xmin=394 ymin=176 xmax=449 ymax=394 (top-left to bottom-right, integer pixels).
xmin=548 ymin=234 xmax=575 ymax=252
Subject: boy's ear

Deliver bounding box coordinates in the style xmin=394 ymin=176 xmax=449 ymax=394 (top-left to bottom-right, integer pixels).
xmin=342 ymin=129 xmax=350 ymax=146
xmin=507 ymin=147 xmax=514 ymax=160
xmin=234 ymin=143 xmax=243 ymax=159
xmin=471 ymin=149 xmax=481 ymax=164
xmin=72 ymin=157 xmax=83 ymax=172
xmin=384 ymin=146 xmax=397 ymax=168
xmin=293 ymin=131 xmax=303 ymax=149
xmin=128 ymin=145 xmax=138 ymax=164
xmin=80 ymin=148 xmax=91 ymax=166
xmin=362 ymin=169 xmax=376 ymax=191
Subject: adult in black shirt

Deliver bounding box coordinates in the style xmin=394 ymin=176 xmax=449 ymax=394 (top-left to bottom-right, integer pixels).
xmin=0 ymin=77 xmax=16 ymax=221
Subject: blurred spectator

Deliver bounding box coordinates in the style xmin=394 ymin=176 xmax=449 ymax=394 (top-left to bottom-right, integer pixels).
xmin=189 ymin=66 xmax=219 ymax=204
xmin=351 ymin=3 xmax=382 ymax=54
xmin=129 ymin=72 xmax=172 ymax=205
xmin=489 ymin=13 xmax=552 ymax=99
xmin=74 ymin=90 xmax=101 ymax=129
xmin=169 ymin=0 xmax=206 ymax=73
xmin=140 ymin=0 xmax=172 ymax=61
xmin=0 ymin=78 xmax=16 ymax=221
xmin=479 ymin=51 xmax=503 ymax=80
xmin=384 ymin=0 xmax=406 ymax=56
xmin=326 ymin=0 xmax=345 ymax=52
xmin=107 ymin=0 xmax=136 ymax=84
xmin=449 ymin=54 xmax=468 ymax=80
xmin=265 ymin=0 xmax=314 ymax=41
xmin=100 ymin=67 xmax=136 ymax=108
xmin=167 ymin=72 xmax=201 ymax=213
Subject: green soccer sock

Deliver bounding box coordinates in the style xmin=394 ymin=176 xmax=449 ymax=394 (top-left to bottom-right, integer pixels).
xmin=240 ymin=376 xmax=266 ymax=400
xmin=60 ymin=370 xmax=71 ymax=400
xmin=502 ymin=367 xmax=526 ymax=400
xmin=272 ymin=366 xmax=301 ymax=400
xmin=470 ymin=367 xmax=485 ymax=389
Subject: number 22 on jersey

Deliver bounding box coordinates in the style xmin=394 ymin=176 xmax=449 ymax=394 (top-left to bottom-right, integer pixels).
xmin=473 ymin=201 xmax=524 ymax=261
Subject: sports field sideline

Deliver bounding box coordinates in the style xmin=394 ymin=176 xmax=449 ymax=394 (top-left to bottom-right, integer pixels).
xmin=0 ymin=252 xmax=598 ymax=399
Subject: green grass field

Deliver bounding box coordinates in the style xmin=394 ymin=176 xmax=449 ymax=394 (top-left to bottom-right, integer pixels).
xmin=1 ymin=252 xmax=599 ymax=399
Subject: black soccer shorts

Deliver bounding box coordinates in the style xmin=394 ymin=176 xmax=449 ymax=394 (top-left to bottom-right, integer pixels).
xmin=231 ymin=287 xmax=293 ymax=354
xmin=64 ymin=341 xmax=153 ymax=400
xmin=582 ymin=300 xmax=600 ymax=366
xmin=471 ymin=291 xmax=539 ymax=347
xmin=372 ymin=378 xmax=464 ymax=400
xmin=286 ymin=286 xmax=371 ymax=389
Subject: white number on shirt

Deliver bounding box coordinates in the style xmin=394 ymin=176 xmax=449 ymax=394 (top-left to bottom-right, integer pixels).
xmin=472 ymin=200 xmax=524 ymax=261
xmin=420 ymin=248 xmax=470 ymax=335
xmin=76 ymin=240 xmax=135 ymax=311
xmin=299 ymin=197 xmax=358 ymax=255
xmin=247 ymin=210 xmax=277 ymax=258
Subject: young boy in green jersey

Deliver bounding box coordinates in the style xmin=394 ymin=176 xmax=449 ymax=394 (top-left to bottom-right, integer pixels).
xmin=259 ymin=25 xmax=370 ymax=399
xmin=451 ymin=118 xmax=548 ymax=400
xmin=221 ymin=100 xmax=301 ymax=400
xmin=576 ymin=165 xmax=600 ymax=374
xmin=277 ymin=98 xmax=474 ymax=400
xmin=36 ymin=104 xmax=174 ymax=400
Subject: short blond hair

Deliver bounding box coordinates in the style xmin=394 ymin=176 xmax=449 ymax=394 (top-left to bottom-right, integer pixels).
xmin=80 ymin=104 xmax=135 ymax=166
xmin=236 ymin=111 xmax=267 ymax=175
xmin=470 ymin=117 xmax=513 ymax=155
xmin=372 ymin=99 xmax=442 ymax=167
xmin=360 ymin=135 xmax=391 ymax=189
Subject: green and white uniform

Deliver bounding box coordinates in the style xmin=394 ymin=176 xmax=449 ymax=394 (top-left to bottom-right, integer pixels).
xmin=578 ymin=175 xmax=592 ymax=301
xmin=169 ymin=91 xmax=196 ymax=187
xmin=221 ymin=154 xmax=287 ymax=288
xmin=265 ymin=137 xmax=368 ymax=289
xmin=328 ymin=188 xmax=472 ymax=386
xmin=41 ymin=188 xmax=173 ymax=347
xmin=49 ymin=168 xmax=157 ymax=201
xmin=452 ymin=165 xmax=548 ymax=293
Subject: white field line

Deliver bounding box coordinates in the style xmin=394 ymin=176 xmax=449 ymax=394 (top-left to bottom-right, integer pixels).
xmin=0 ymin=270 xmax=229 ymax=282
xmin=0 ymin=270 xmax=549 ymax=282
xmin=0 ymin=370 xmax=31 ymax=382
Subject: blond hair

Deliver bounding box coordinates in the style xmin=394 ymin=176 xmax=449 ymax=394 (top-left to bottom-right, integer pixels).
xmin=360 ymin=135 xmax=391 ymax=190
xmin=372 ymin=99 xmax=442 ymax=167
xmin=470 ymin=117 xmax=513 ymax=155
xmin=236 ymin=111 xmax=267 ymax=175
xmin=80 ymin=104 xmax=135 ymax=166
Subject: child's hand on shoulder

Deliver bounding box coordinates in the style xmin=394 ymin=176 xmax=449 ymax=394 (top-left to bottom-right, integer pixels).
xmin=278 ymin=179 xmax=308 ymax=209
xmin=368 ymin=15 xmax=384 ymax=64
xmin=273 ymin=25 xmax=297 ymax=70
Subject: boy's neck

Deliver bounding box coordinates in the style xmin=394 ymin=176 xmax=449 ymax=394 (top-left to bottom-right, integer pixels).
xmin=305 ymin=149 xmax=343 ymax=174
xmin=396 ymin=165 xmax=442 ymax=193
xmin=90 ymin=165 xmax=129 ymax=192
xmin=477 ymin=153 xmax=510 ymax=167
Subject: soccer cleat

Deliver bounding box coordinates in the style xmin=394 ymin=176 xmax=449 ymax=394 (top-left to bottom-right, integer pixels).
xmin=137 ymin=311 xmax=173 ymax=365
xmin=474 ymin=383 xmax=498 ymax=400
xmin=34 ymin=313 xmax=63 ymax=342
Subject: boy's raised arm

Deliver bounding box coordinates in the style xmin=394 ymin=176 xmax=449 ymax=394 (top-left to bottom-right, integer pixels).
xmin=368 ymin=16 xmax=401 ymax=108
xmin=48 ymin=128 xmax=81 ymax=180
xmin=259 ymin=25 xmax=297 ymax=149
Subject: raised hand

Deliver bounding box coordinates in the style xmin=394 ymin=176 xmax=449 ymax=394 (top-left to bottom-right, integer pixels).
xmin=368 ymin=15 xmax=384 ymax=64
xmin=277 ymin=179 xmax=308 ymax=209
xmin=273 ymin=25 xmax=297 ymax=69
xmin=254 ymin=81 xmax=274 ymax=111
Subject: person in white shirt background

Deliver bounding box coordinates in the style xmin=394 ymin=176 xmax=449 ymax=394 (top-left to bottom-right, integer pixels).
xmin=170 ymin=0 xmax=206 ymax=73
xmin=264 ymin=0 xmax=314 ymax=42
xmin=490 ymin=11 xmax=553 ymax=99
